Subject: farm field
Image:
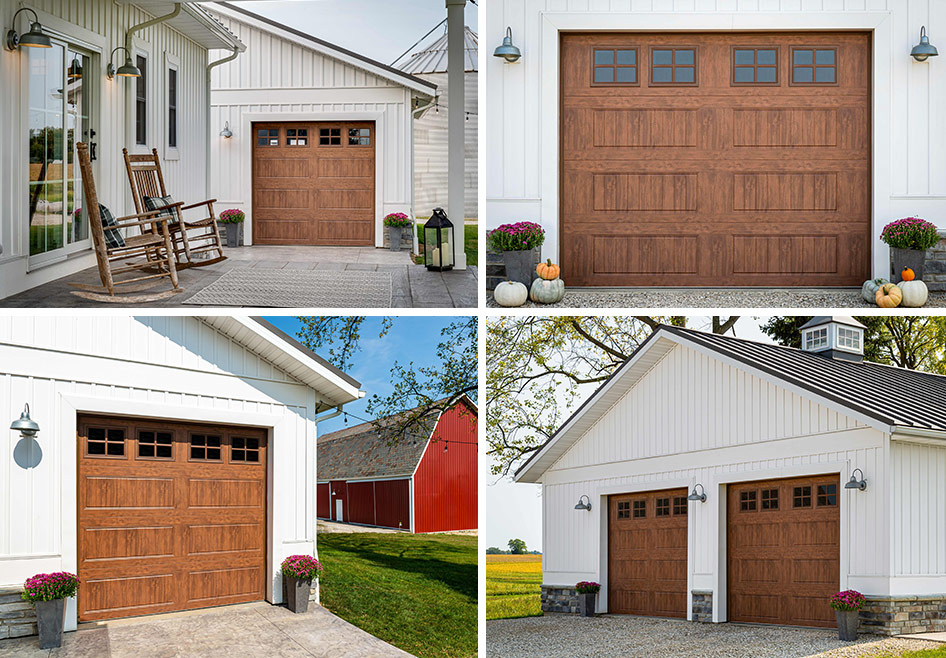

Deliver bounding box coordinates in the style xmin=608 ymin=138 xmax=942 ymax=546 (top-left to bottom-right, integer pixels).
xmin=486 ymin=554 xmax=543 ymax=620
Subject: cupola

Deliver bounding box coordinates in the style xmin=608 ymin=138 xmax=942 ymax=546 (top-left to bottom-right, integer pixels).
xmin=799 ymin=316 xmax=865 ymax=362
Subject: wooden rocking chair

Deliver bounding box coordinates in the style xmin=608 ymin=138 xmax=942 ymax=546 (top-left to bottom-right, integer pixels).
xmin=123 ymin=147 xmax=227 ymax=269
xmin=72 ymin=142 xmax=182 ymax=303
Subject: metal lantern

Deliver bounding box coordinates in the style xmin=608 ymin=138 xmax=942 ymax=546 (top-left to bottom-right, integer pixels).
xmin=687 ymin=483 xmax=707 ymax=503
xmin=424 ymin=208 xmax=455 ymax=272
xmin=845 ymin=468 xmax=867 ymax=491
xmin=574 ymin=495 xmax=592 ymax=511
xmin=107 ymin=46 xmax=141 ymax=79
xmin=5 ymin=8 xmax=52 ymax=51
xmin=67 ymin=57 xmax=83 ymax=79
xmin=493 ymin=27 xmax=522 ymax=63
xmin=10 ymin=404 xmax=40 ymax=438
xmin=911 ymin=26 xmax=939 ymax=62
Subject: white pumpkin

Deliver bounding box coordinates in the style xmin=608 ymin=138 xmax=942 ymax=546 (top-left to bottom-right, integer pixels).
xmin=861 ymin=278 xmax=889 ymax=304
xmin=899 ymin=279 xmax=929 ymax=307
xmin=493 ymin=280 xmax=528 ymax=307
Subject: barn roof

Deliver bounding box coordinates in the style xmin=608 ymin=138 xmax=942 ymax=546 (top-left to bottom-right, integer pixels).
xmin=398 ymin=26 xmax=478 ymax=75
xmin=514 ymin=325 xmax=946 ymax=483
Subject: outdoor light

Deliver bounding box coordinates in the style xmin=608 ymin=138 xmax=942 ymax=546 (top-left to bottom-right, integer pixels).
xmin=67 ymin=56 xmax=83 ymax=79
xmin=5 ymin=8 xmax=52 ymax=51
xmin=845 ymin=468 xmax=867 ymax=491
xmin=10 ymin=404 xmax=40 ymax=438
xmin=424 ymin=207 xmax=455 ymax=271
xmin=220 ymin=121 xmax=233 ymax=138
xmin=574 ymin=495 xmax=592 ymax=511
xmin=493 ymin=27 xmax=521 ymax=63
xmin=687 ymin=484 xmax=707 ymax=503
xmin=107 ymin=46 xmax=141 ymax=79
xmin=911 ymin=26 xmax=938 ymax=62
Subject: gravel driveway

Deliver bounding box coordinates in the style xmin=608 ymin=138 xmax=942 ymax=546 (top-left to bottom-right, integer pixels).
xmin=486 ymin=615 xmax=944 ymax=658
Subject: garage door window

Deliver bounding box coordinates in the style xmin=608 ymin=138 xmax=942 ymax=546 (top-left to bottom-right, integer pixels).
xmin=673 ymin=496 xmax=687 ymax=515
xmin=592 ymin=48 xmax=638 ymax=85
xmin=231 ymin=437 xmax=260 ymax=463
xmin=656 ymin=497 xmax=670 ymax=516
xmin=732 ymin=47 xmax=778 ymax=85
xmin=617 ymin=501 xmax=630 ymax=518
xmin=817 ymin=483 xmax=837 ymax=506
xmin=791 ymin=47 xmax=837 ymax=85
xmin=190 ymin=433 xmax=222 ymax=461
xmin=286 ymin=128 xmax=308 ymax=146
xmin=86 ymin=427 xmax=125 ymax=458
xmin=650 ymin=47 xmax=697 ymax=85
xmin=793 ymin=485 xmax=812 ymax=507
xmin=349 ymin=128 xmax=370 ymax=146
xmin=257 ymin=129 xmax=279 ymax=146
xmin=320 ymin=128 xmax=341 ymax=146
xmin=632 ymin=500 xmax=646 ymax=518
xmin=739 ymin=490 xmax=756 ymax=511
xmin=760 ymin=488 xmax=779 ymax=510
xmin=138 ymin=430 xmax=173 ymax=460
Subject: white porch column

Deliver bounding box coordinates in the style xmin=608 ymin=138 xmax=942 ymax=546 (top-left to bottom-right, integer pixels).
xmin=446 ymin=0 xmax=467 ymax=270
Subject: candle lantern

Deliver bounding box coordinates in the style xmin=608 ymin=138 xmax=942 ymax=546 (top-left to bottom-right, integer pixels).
xmin=424 ymin=207 xmax=455 ymax=271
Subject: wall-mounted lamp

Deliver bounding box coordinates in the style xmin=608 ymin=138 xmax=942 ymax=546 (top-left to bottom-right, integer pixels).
xmin=493 ymin=27 xmax=521 ymax=63
xmin=911 ymin=26 xmax=938 ymax=62
xmin=220 ymin=121 xmax=233 ymax=138
xmin=67 ymin=56 xmax=83 ymax=79
xmin=687 ymin=483 xmax=707 ymax=503
xmin=5 ymin=8 xmax=52 ymax=51
xmin=10 ymin=404 xmax=40 ymax=438
xmin=845 ymin=468 xmax=867 ymax=491
xmin=574 ymin=495 xmax=592 ymax=511
xmin=106 ymin=46 xmax=141 ymax=79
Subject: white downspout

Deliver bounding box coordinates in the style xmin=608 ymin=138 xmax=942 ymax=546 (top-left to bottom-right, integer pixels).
xmin=206 ymin=46 xmax=241 ymax=197
xmin=446 ymin=0 xmax=466 ymax=269
xmin=125 ymin=3 xmax=182 ymax=55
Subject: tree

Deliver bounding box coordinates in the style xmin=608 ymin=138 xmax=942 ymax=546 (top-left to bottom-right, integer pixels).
xmin=508 ymin=538 xmax=527 ymax=555
xmin=486 ymin=546 xmax=503 ymax=555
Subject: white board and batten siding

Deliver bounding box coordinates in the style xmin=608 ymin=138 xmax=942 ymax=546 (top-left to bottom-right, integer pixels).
xmin=0 ymin=316 xmax=322 ymax=627
xmin=485 ymin=0 xmax=946 ymax=278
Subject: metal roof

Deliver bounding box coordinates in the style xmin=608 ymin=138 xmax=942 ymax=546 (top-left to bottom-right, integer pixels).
xmin=398 ymin=25 xmax=477 ymax=74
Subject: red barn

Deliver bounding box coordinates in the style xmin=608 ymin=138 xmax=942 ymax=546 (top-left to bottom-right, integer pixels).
xmin=317 ymin=397 xmax=477 ymax=533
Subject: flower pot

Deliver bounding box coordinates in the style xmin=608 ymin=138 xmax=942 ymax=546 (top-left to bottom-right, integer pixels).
xmin=35 ymin=598 xmax=66 ymax=649
xmin=835 ymin=609 xmax=859 ymax=641
xmin=891 ymin=247 xmax=925 ymax=281
xmin=388 ymin=226 xmax=404 ymax=252
xmin=223 ymin=223 xmax=243 ymax=248
xmin=578 ymin=592 xmax=596 ymax=617
xmin=284 ymin=575 xmax=312 ymax=613
xmin=503 ymin=248 xmax=539 ymax=289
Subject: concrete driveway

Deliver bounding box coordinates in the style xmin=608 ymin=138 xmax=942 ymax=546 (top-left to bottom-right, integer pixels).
xmin=0 ymin=602 xmax=413 ymax=658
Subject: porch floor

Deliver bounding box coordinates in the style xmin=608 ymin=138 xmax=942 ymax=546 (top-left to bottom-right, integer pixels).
xmin=1 ymin=246 xmax=477 ymax=308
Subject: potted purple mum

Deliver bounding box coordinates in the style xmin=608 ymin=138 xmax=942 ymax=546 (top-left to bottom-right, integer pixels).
xmin=384 ymin=212 xmax=412 ymax=252
xmin=487 ymin=221 xmax=545 ymax=288
xmin=575 ymin=581 xmax=600 ymax=617
xmin=830 ymin=589 xmax=865 ymax=641
xmin=21 ymin=572 xmax=79 ymax=649
xmin=281 ymin=554 xmax=324 ymax=613
xmin=881 ymin=216 xmax=940 ymax=281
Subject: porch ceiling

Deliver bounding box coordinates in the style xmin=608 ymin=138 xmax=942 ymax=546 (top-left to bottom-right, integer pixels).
xmin=127 ymin=1 xmax=245 ymax=51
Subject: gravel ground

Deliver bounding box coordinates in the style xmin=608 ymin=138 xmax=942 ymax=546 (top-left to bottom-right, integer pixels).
xmin=487 ymin=288 xmax=946 ymax=309
xmin=486 ymin=615 xmax=944 ymax=658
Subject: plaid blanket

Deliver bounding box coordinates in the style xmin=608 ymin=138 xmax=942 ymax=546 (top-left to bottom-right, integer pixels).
xmin=98 ymin=204 xmax=125 ymax=248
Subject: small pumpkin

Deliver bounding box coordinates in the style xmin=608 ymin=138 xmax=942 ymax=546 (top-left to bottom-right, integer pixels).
xmin=536 ymin=259 xmax=561 ymax=281
xmin=861 ymin=278 xmax=889 ymax=304
xmin=493 ymin=280 xmax=528 ymax=307
xmin=899 ymin=279 xmax=928 ymax=307
xmin=530 ymin=277 xmax=565 ymax=304
xmin=901 ymin=267 xmax=916 ymax=282
xmin=875 ymin=283 xmax=903 ymax=308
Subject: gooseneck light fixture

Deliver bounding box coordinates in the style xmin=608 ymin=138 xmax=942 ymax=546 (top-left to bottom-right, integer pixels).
xmin=10 ymin=404 xmax=40 ymax=438
xmin=687 ymin=483 xmax=707 ymax=503
xmin=493 ymin=27 xmax=522 ymax=63
xmin=845 ymin=468 xmax=868 ymax=491
xmin=5 ymin=8 xmax=52 ymax=51
xmin=574 ymin=495 xmax=592 ymax=511
xmin=220 ymin=121 xmax=233 ymax=138
xmin=911 ymin=26 xmax=939 ymax=62
xmin=107 ymin=46 xmax=141 ymax=79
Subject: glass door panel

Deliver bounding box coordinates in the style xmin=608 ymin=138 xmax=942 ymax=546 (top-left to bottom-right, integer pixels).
xmin=66 ymin=50 xmax=89 ymax=245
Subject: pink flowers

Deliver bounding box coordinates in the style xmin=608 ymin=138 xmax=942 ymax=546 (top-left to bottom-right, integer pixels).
xmin=487 ymin=222 xmax=546 ymax=252
xmin=21 ymin=572 xmax=79 ymax=603
xmin=880 ymin=217 xmax=939 ymax=250
xmin=219 ymin=208 xmax=245 ymax=224
xmin=281 ymin=555 xmax=324 ymax=581
xmin=383 ymin=212 xmax=412 ymax=228
xmin=575 ymin=581 xmax=601 ymax=594
xmin=830 ymin=589 xmax=866 ymax=612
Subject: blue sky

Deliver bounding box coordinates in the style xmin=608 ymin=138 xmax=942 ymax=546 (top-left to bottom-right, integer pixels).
xmin=236 ymin=1 xmax=478 ymax=64
xmin=265 ymin=315 xmax=469 ymax=435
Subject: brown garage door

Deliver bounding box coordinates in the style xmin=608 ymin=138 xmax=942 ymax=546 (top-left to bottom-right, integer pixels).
xmin=77 ymin=415 xmax=267 ymax=621
xmin=608 ymin=488 xmax=688 ymax=617
xmin=252 ymin=121 xmax=375 ymax=246
xmin=560 ymin=32 xmax=871 ymax=287
xmin=728 ymin=475 xmax=840 ymax=628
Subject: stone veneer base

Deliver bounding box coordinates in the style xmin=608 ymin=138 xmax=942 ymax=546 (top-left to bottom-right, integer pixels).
xmin=859 ymin=595 xmax=946 ymax=636
xmin=691 ymin=590 xmax=713 ymax=623
xmin=541 ymin=585 xmax=580 ymax=614
xmin=0 ymin=586 xmax=37 ymax=640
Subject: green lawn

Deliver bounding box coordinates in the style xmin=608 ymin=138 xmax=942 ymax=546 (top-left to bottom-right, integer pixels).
xmin=882 ymin=649 xmax=946 ymax=658
xmin=415 ymin=223 xmax=478 ymax=266
xmin=318 ymin=532 xmax=477 ymax=658
xmin=486 ymin=554 xmax=543 ymax=620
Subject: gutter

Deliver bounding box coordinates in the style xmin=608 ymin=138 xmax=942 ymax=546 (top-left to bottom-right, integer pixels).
xmin=889 ymin=426 xmax=946 ymax=443
xmin=206 ymin=45 xmax=242 ymax=194
xmin=125 ymin=3 xmax=182 ymax=55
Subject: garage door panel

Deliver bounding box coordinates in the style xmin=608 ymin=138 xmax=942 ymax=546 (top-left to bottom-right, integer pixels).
xmin=255 ymin=221 xmax=311 ymax=242
xmin=83 ymin=574 xmax=177 ymax=619
xmin=188 ymin=478 xmax=263 ymax=508
xmin=82 ymin=526 xmax=175 ymax=561
xmin=186 ymin=566 xmax=262 ymax=605
xmin=255 ymin=158 xmax=311 ymax=179
xmin=82 ymin=476 xmax=175 ymax=510
xmin=186 ymin=523 xmax=264 ymax=556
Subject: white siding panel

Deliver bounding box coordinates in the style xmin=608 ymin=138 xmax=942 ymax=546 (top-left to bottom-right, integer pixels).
xmin=892 ymin=441 xmax=946 ymax=577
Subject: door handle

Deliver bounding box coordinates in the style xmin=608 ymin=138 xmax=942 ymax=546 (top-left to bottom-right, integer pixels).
xmin=90 ymin=142 xmax=97 ymax=161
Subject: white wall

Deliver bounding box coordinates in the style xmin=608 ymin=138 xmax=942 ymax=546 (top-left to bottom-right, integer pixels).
xmin=485 ymin=0 xmax=946 ymax=277
xmin=0 ymin=0 xmax=211 ymax=299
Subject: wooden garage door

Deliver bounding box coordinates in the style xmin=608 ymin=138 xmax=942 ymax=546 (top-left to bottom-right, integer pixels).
xmin=77 ymin=415 xmax=267 ymax=621
xmin=252 ymin=121 xmax=375 ymax=246
xmin=608 ymin=488 xmax=688 ymax=617
xmin=560 ymin=32 xmax=871 ymax=287
xmin=728 ymin=475 xmax=840 ymax=628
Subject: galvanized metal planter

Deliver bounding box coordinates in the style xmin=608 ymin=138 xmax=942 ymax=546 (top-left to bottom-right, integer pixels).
xmin=890 ymin=247 xmax=925 ymax=281
xmin=34 ymin=598 xmax=66 ymax=649
xmin=502 ymin=248 xmax=539 ymax=289
xmin=284 ymin=575 xmax=312 ymax=613
xmin=388 ymin=226 xmax=404 ymax=252
xmin=219 ymin=222 xmax=243 ymax=248
xmin=578 ymin=592 xmax=596 ymax=617
xmin=835 ymin=609 xmax=858 ymax=641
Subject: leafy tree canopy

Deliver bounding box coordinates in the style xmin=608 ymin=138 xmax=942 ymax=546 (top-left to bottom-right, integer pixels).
xmin=507 ymin=538 xmax=527 ymax=555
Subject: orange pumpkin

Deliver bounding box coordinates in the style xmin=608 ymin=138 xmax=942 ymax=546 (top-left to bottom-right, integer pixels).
xmin=536 ymin=259 xmax=561 ymax=281
xmin=901 ymin=267 xmax=916 ymax=282
xmin=875 ymin=283 xmax=903 ymax=308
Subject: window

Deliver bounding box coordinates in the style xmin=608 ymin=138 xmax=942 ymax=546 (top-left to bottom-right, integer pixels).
xmin=673 ymin=496 xmax=688 ymax=516
xmin=632 ymin=500 xmax=646 ymax=518
xmin=650 ymin=47 xmax=697 ymax=85
xmin=135 ymin=55 xmax=147 ymax=145
xmin=804 ymin=327 xmax=828 ymax=350
xmin=617 ymin=501 xmax=631 ymax=519
xmin=348 ymin=127 xmax=371 ymax=146
xmin=793 ymin=485 xmax=812 ymax=508
xmin=656 ymin=497 xmax=671 ymax=517
xmin=87 ymin=427 xmax=125 ymax=457
xmin=138 ymin=430 xmax=172 ymax=459
xmin=791 ymin=48 xmax=837 ymax=85
xmin=740 ymin=490 xmax=757 ymax=512
xmin=231 ymin=437 xmax=260 ymax=463
xmin=732 ymin=47 xmax=778 ymax=85
xmin=761 ymin=488 xmax=779 ymax=510
xmin=320 ymin=128 xmax=341 ymax=145
xmin=286 ymin=128 xmax=308 ymax=146
xmin=257 ymin=128 xmax=279 ymax=146
xmin=190 ymin=434 xmax=221 ymax=461
xmin=838 ymin=327 xmax=861 ymax=350
xmin=167 ymin=67 xmax=178 ymax=149
xmin=592 ymin=48 xmax=638 ymax=85
xmin=817 ymin=483 xmax=837 ymax=507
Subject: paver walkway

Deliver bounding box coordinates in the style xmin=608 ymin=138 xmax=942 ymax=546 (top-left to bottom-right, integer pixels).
xmin=0 ymin=601 xmax=413 ymax=658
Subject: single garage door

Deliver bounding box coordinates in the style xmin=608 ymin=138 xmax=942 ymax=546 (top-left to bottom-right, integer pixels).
xmin=560 ymin=32 xmax=871 ymax=287
xmin=77 ymin=415 xmax=267 ymax=621
xmin=608 ymin=488 xmax=688 ymax=617
xmin=252 ymin=121 xmax=375 ymax=246
xmin=728 ymin=475 xmax=840 ymax=628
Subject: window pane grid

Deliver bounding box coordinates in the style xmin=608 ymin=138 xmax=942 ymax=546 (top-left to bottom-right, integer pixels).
xmin=817 ymin=483 xmax=837 ymax=506
xmin=632 ymin=500 xmax=646 ymax=518
xmin=286 ymin=128 xmax=308 ymax=146
xmin=232 ymin=436 xmax=260 ymax=463
xmin=617 ymin=501 xmax=630 ymax=519
xmin=257 ymin=128 xmax=278 ymax=146
xmin=656 ymin=497 xmax=671 ymax=517
xmin=190 ymin=433 xmax=221 ymax=461
xmin=651 ymin=47 xmax=697 ymax=85
xmin=792 ymin=47 xmax=837 ymax=85
xmin=793 ymin=485 xmax=812 ymax=508
xmin=87 ymin=427 xmax=125 ymax=457
xmin=673 ymin=496 xmax=687 ymax=516
xmin=138 ymin=430 xmax=173 ymax=459
xmin=593 ymin=48 xmax=638 ymax=85
xmin=761 ymin=488 xmax=779 ymax=510
xmin=319 ymin=128 xmax=341 ymax=145
xmin=739 ymin=490 xmax=757 ymax=512
xmin=732 ymin=47 xmax=778 ymax=85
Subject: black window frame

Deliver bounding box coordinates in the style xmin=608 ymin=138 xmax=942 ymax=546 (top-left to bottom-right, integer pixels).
xmin=135 ymin=54 xmax=147 ymax=146
xmin=167 ymin=66 xmax=178 ymax=149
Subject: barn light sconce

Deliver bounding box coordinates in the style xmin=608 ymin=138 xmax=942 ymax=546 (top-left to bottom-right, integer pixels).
xmin=220 ymin=121 xmax=232 ymax=138
xmin=574 ymin=495 xmax=592 ymax=511
xmin=493 ymin=27 xmax=521 ymax=63
xmin=845 ymin=468 xmax=867 ymax=491
xmin=5 ymin=8 xmax=52 ymax=51
xmin=687 ymin=484 xmax=707 ymax=503
xmin=67 ymin=56 xmax=83 ymax=79
xmin=106 ymin=46 xmax=141 ymax=79
xmin=911 ymin=26 xmax=938 ymax=62
xmin=10 ymin=404 xmax=40 ymax=438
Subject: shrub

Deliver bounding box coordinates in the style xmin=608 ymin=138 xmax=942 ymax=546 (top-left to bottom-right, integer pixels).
xmin=830 ymin=589 xmax=866 ymax=612
xmin=281 ymin=555 xmax=324 ymax=581
xmin=487 ymin=222 xmax=545 ymax=252
xmin=575 ymin=581 xmax=600 ymax=595
xmin=219 ymin=208 xmax=245 ymax=224
xmin=21 ymin=572 xmax=79 ymax=603
xmin=384 ymin=212 xmax=412 ymax=228
xmin=880 ymin=217 xmax=939 ymax=250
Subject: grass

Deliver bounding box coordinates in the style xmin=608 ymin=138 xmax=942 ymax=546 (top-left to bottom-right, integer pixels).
xmin=880 ymin=650 xmax=946 ymax=658
xmin=486 ymin=554 xmax=543 ymax=621
xmin=318 ymin=532 xmax=477 ymax=658
xmin=415 ymin=223 xmax=478 ymax=266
